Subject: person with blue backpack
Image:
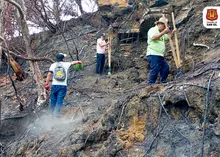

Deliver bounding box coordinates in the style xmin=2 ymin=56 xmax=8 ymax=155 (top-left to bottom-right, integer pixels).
xmin=45 ymin=53 xmax=82 ymax=117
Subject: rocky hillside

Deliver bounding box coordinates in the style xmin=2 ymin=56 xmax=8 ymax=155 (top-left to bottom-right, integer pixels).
xmin=0 ymin=0 xmax=219 ymax=157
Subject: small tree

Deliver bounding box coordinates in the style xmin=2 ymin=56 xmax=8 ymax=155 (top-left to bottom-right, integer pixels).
xmin=3 ymin=0 xmax=47 ymax=107
xmin=27 ymin=0 xmax=84 ymax=33
xmin=25 ymin=0 xmax=94 ymax=33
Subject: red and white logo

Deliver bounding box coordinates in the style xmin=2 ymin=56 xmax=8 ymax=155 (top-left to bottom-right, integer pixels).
xmin=206 ymin=8 xmax=218 ymax=21
xmin=203 ymin=7 xmax=220 ymax=28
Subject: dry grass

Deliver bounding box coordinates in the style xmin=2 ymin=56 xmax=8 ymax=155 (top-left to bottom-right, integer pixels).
xmin=118 ymin=116 xmax=146 ymax=149
xmin=0 ymin=76 xmax=12 ymax=87
xmin=98 ymin=0 xmax=128 ymax=7
xmin=203 ymin=49 xmax=220 ymax=62
xmin=156 ymin=148 xmax=166 ymax=157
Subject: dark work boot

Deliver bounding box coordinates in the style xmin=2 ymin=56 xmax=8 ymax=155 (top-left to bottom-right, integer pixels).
xmin=150 ymin=0 xmax=168 ymax=8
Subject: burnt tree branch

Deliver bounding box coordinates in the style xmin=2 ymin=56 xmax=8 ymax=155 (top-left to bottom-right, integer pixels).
xmin=0 ymin=36 xmax=24 ymax=111
xmin=4 ymin=0 xmax=24 ymax=19
xmin=33 ymin=0 xmax=56 ymax=33
xmin=2 ymin=47 xmax=54 ymax=62
xmin=157 ymin=93 xmax=192 ymax=156
xmin=200 ymin=72 xmax=215 ymax=157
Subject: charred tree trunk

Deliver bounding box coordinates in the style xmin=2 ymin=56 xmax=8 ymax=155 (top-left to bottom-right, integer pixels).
xmin=0 ymin=1 xmax=5 ymax=67
xmin=4 ymin=0 xmax=47 ymax=107
xmin=0 ymin=100 xmax=1 ymax=129
xmin=75 ymin=0 xmax=85 ymax=15
xmin=53 ymin=0 xmax=61 ymax=24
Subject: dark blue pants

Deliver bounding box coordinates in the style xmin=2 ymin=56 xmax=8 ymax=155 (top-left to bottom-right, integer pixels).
xmin=96 ymin=53 xmax=105 ymax=74
xmin=146 ymin=55 xmax=169 ymax=84
xmin=50 ymin=85 xmax=67 ymax=116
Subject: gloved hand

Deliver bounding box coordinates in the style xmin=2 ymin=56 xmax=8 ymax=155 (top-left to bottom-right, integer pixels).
xmin=44 ymin=84 xmax=50 ymax=90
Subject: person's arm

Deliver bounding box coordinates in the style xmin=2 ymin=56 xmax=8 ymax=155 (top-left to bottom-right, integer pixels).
xmin=163 ymin=28 xmax=177 ymax=41
xmin=45 ymin=72 xmax=52 ymax=85
xmin=98 ymin=40 xmax=109 ymax=48
xmin=71 ymin=61 xmax=82 ymax=65
xmin=152 ymin=27 xmax=170 ymax=40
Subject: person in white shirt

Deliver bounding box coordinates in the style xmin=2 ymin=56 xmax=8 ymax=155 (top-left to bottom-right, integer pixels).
xmin=96 ymin=33 xmax=109 ymax=75
xmin=45 ymin=53 xmax=82 ymax=117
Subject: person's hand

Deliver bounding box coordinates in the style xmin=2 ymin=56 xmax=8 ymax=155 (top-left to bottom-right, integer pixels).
xmin=164 ymin=26 xmax=170 ymax=34
xmin=77 ymin=60 xmax=82 ymax=64
xmin=172 ymin=28 xmax=177 ymax=34
xmin=44 ymin=84 xmax=50 ymax=90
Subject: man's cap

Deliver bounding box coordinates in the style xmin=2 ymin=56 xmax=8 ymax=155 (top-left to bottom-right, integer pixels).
xmin=56 ymin=53 xmax=67 ymax=61
xmin=155 ymin=17 xmax=168 ymax=25
xmin=101 ymin=33 xmax=105 ymax=37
